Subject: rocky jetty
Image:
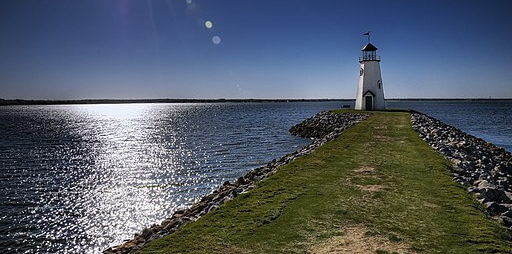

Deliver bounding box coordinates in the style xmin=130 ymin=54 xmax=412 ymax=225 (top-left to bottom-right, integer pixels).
xmin=290 ymin=111 xmax=369 ymax=139
xmin=411 ymin=112 xmax=512 ymax=229
xmin=105 ymin=111 xmax=368 ymax=254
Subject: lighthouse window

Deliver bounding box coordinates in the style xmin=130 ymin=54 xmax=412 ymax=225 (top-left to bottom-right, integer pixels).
xmin=377 ymin=80 xmax=382 ymax=89
xmin=359 ymin=68 xmax=364 ymax=76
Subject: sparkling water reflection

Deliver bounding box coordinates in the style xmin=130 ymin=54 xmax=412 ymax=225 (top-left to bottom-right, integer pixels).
xmin=1 ymin=101 xmax=510 ymax=253
xmin=0 ymin=102 xmax=341 ymax=253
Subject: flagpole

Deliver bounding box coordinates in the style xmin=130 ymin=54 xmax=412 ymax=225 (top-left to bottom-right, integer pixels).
xmin=363 ymin=31 xmax=371 ymax=43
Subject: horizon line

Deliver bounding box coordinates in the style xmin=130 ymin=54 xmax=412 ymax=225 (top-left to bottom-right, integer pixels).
xmin=1 ymin=97 xmax=512 ymax=106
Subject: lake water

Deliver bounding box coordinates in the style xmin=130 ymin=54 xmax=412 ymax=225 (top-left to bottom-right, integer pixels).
xmin=0 ymin=101 xmax=510 ymax=253
xmin=0 ymin=102 xmax=340 ymax=253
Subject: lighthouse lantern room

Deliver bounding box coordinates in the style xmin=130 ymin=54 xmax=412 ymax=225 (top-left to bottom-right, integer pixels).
xmin=355 ymin=32 xmax=385 ymax=111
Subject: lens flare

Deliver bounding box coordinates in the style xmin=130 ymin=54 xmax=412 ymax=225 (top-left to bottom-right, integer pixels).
xmin=212 ymin=35 xmax=221 ymax=45
xmin=204 ymin=20 xmax=213 ymax=29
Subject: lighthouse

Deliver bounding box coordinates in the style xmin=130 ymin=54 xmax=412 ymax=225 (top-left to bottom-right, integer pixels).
xmin=355 ymin=32 xmax=385 ymax=110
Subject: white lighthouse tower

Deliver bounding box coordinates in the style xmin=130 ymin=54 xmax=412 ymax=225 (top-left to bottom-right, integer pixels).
xmin=355 ymin=32 xmax=385 ymax=110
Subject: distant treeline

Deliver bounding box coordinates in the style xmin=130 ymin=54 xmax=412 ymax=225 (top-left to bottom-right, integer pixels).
xmin=0 ymin=98 xmax=510 ymax=106
xmin=0 ymin=98 xmax=350 ymax=106
xmin=386 ymin=98 xmax=512 ymax=101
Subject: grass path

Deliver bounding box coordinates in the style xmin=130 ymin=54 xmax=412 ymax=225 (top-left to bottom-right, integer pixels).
xmin=137 ymin=112 xmax=511 ymax=253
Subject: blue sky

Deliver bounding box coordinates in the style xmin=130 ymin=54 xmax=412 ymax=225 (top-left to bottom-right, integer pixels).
xmin=1 ymin=0 xmax=511 ymax=99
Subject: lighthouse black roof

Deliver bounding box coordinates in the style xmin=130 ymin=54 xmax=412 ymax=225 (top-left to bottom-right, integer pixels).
xmin=361 ymin=43 xmax=378 ymax=51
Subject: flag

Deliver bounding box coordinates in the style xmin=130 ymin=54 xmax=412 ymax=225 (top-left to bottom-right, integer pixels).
xmin=363 ymin=32 xmax=370 ymax=36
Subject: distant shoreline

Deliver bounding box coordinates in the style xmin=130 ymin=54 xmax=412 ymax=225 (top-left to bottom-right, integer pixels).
xmin=0 ymin=98 xmax=345 ymax=106
xmin=0 ymin=98 xmax=511 ymax=106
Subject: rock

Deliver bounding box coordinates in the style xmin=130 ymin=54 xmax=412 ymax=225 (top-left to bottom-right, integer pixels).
xmin=237 ymin=176 xmax=247 ymax=185
xmin=140 ymin=228 xmax=152 ymax=239
xmin=502 ymin=210 xmax=512 ymax=218
xmin=479 ymin=188 xmax=511 ymax=204
xmin=121 ymin=241 xmax=137 ymax=249
xmin=500 ymin=216 xmax=512 ymax=227
xmin=174 ymin=209 xmax=186 ymax=215
xmin=163 ymin=219 xmax=181 ymax=232
xmin=476 ymin=180 xmax=495 ymax=189
xmin=467 ymin=186 xmax=478 ymax=193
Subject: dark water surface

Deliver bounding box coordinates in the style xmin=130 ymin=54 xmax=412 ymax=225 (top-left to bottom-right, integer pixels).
xmin=0 ymin=101 xmax=510 ymax=253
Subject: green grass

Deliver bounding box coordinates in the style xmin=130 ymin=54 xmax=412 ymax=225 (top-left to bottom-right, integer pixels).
xmin=137 ymin=112 xmax=511 ymax=253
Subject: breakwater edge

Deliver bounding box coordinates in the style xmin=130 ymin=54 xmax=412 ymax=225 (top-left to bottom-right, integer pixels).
xmin=412 ymin=112 xmax=512 ymax=230
xmin=105 ymin=111 xmax=369 ymax=253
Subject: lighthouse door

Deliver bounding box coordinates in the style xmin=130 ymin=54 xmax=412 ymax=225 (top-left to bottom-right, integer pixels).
xmin=365 ymin=96 xmax=373 ymax=111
